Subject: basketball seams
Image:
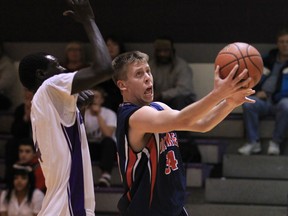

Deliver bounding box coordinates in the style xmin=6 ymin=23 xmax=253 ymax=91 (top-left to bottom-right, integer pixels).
xmin=247 ymin=56 xmax=263 ymax=76
xmin=217 ymin=55 xmax=261 ymax=73
xmin=215 ymin=42 xmax=263 ymax=87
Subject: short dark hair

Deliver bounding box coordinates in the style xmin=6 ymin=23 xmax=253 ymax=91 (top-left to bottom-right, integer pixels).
xmin=112 ymin=51 xmax=149 ymax=84
xmin=19 ymin=52 xmax=51 ymax=91
xmin=276 ymin=28 xmax=288 ymax=40
xmin=105 ymin=35 xmax=126 ymax=55
xmin=18 ymin=137 xmax=35 ymax=152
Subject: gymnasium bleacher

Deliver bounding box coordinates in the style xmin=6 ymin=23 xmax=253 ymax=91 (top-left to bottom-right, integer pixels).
xmin=1 ymin=42 xmax=287 ymax=216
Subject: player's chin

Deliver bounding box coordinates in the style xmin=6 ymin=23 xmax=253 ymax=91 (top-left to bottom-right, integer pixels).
xmin=143 ymin=94 xmax=153 ymax=103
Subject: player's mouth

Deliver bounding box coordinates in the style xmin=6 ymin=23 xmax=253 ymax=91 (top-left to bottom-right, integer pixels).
xmin=144 ymin=87 xmax=153 ymax=95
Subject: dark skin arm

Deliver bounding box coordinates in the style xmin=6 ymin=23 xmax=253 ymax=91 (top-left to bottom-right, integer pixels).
xmin=64 ymin=0 xmax=113 ymax=94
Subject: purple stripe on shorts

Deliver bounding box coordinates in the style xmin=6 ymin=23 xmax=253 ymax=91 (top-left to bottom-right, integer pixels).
xmin=62 ymin=113 xmax=86 ymax=216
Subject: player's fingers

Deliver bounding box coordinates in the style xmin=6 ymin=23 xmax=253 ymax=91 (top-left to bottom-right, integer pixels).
xmin=226 ymin=64 xmax=239 ymax=80
xmin=85 ymin=90 xmax=94 ymax=97
xmin=214 ymin=65 xmax=220 ymax=78
xmin=63 ymin=10 xmax=74 ymax=17
xmin=233 ymin=69 xmax=248 ymax=85
xmin=244 ymin=96 xmax=256 ymax=103
xmin=238 ymin=76 xmax=252 ymax=89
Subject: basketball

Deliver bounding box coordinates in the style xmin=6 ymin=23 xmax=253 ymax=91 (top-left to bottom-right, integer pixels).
xmin=214 ymin=42 xmax=263 ymax=88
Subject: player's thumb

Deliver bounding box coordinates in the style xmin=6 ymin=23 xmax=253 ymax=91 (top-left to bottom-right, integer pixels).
xmin=63 ymin=10 xmax=75 ymax=18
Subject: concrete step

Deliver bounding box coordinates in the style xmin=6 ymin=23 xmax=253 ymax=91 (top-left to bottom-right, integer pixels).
xmin=95 ymin=187 xmax=123 ymax=213
xmin=223 ymin=154 xmax=288 ymax=180
xmin=186 ymin=163 xmax=213 ymax=187
xmin=92 ymin=161 xmax=214 ymax=188
xmin=195 ymin=139 xmax=227 ymax=164
xmin=92 ymin=163 xmax=122 ymax=186
xmin=191 ymin=117 xmax=278 ymax=139
xmin=186 ymin=204 xmax=286 ymax=216
xmin=205 ymin=178 xmax=288 ymax=205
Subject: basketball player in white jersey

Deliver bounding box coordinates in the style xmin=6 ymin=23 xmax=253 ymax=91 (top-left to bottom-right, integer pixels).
xmin=18 ymin=0 xmax=113 ymax=215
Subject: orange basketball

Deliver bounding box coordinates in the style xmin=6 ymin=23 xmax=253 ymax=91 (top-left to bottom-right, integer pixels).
xmin=214 ymin=42 xmax=263 ymax=88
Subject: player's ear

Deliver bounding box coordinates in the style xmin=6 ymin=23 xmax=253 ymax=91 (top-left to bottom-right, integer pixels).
xmin=117 ymin=80 xmax=127 ymax=91
xmin=35 ymin=69 xmax=46 ymax=80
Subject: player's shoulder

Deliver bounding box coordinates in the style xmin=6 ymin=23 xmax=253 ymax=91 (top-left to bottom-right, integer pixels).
xmin=151 ymin=101 xmax=171 ymax=110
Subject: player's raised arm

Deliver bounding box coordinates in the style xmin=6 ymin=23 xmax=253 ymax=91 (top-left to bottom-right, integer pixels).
xmin=64 ymin=0 xmax=113 ymax=94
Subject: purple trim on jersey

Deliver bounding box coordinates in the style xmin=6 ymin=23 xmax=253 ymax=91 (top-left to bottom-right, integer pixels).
xmin=61 ymin=113 xmax=86 ymax=216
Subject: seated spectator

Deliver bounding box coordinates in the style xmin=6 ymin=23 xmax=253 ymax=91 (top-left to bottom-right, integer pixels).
xmin=149 ymin=37 xmax=196 ymax=110
xmin=16 ymin=138 xmax=46 ymax=193
xmin=11 ymin=88 xmax=33 ymax=138
xmin=6 ymin=137 xmax=46 ymax=193
xmin=0 ymin=164 xmax=44 ymax=216
xmin=84 ymin=87 xmax=117 ymax=187
xmin=5 ymin=88 xmax=33 ymax=182
xmin=0 ymin=41 xmax=23 ymax=111
xmin=149 ymin=37 xmax=201 ymax=162
xmin=97 ymin=35 xmax=124 ymax=112
xmin=238 ymin=28 xmax=288 ymax=156
xmin=61 ymin=41 xmax=90 ymax=71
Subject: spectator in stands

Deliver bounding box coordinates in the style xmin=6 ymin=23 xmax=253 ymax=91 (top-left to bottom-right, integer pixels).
xmin=0 ymin=41 xmax=23 ymax=111
xmin=149 ymin=37 xmax=196 ymax=110
xmin=149 ymin=37 xmax=200 ymax=162
xmin=238 ymin=28 xmax=288 ymax=156
xmin=84 ymin=87 xmax=117 ymax=187
xmin=10 ymin=88 xmax=33 ymax=139
xmin=0 ymin=164 xmax=44 ymax=216
xmin=4 ymin=88 xmax=33 ymax=183
xmin=97 ymin=35 xmax=124 ymax=113
xmin=62 ymin=41 xmax=90 ymax=72
xmin=16 ymin=138 xmax=46 ymax=193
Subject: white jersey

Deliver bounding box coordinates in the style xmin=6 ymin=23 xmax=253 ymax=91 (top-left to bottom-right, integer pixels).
xmin=31 ymin=72 xmax=95 ymax=216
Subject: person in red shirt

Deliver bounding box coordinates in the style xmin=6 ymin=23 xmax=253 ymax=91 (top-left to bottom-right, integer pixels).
xmin=15 ymin=138 xmax=46 ymax=193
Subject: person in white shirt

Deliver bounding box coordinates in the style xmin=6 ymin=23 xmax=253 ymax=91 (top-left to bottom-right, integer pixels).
xmin=84 ymin=87 xmax=117 ymax=187
xmin=0 ymin=164 xmax=44 ymax=216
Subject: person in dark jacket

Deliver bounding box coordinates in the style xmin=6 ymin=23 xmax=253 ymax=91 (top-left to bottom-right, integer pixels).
xmin=238 ymin=28 xmax=288 ymax=156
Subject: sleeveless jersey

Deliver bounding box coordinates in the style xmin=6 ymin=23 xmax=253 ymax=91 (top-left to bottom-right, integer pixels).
xmin=116 ymin=102 xmax=186 ymax=216
xmin=31 ymin=72 xmax=95 ymax=216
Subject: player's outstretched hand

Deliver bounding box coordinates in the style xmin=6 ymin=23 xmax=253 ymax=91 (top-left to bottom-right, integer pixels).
xmin=213 ymin=64 xmax=253 ymax=101
xmin=63 ymin=0 xmax=95 ymax=23
xmin=77 ymin=90 xmax=94 ymax=108
xmin=226 ymin=88 xmax=255 ymax=107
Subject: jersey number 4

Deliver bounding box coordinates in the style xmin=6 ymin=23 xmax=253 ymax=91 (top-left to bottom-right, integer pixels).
xmin=165 ymin=150 xmax=179 ymax=175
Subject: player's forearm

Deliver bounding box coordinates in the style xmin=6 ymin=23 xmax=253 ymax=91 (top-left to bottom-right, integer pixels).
xmin=71 ymin=19 xmax=113 ymax=94
xmin=190 ymin=99 xmax=235 ymax=132
xmin=82 ymin=19 xmax=112 ymax=71
xmin=178 ymin=90 xmax=223 ymax=124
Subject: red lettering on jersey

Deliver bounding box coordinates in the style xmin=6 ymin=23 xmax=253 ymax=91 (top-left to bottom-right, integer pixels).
xmin=165 ymin=150 xmax=179 ymax=175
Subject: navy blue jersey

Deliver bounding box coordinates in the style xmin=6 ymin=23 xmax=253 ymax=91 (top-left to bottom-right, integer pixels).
xmin=116 ymin=102 xmax=187 ymax=216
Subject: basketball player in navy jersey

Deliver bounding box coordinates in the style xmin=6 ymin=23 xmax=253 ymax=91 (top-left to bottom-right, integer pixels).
xmin=112 ymin=51 xmax=255 ymax=216
xmin=18 ymin=0 xmax=112 ymax=215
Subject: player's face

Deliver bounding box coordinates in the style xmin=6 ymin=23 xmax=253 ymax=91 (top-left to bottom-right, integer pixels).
xmin=155 ymin=48 xmax=173 ymax=64
xmin=66 ymin=45 xmax=83 ymax=62
xmin=106 ymin=39 xmax=120 ymax=59
xmin=19 ymin=145 xmax=35 ymax=164
xmin=124 ymin=61 xmax=154 ymax=105
xmin=44 ymin=55 xmax=66 ymax=78
xmin=14 ymin=175 xmax=29 ymax=192
xmin=277 ymin=34 xmax=288 ymax=57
